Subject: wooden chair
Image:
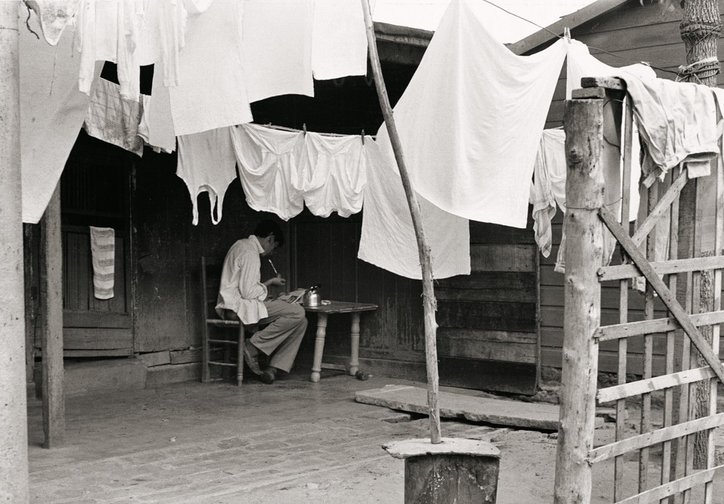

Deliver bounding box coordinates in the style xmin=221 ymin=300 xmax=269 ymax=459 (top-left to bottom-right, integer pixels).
xmin=200 ymin=256 xmax=255 ymax=386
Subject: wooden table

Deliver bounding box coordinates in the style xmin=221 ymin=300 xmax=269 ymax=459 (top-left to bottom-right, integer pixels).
xmin=303 ymin=301 xmax=378 ymax=383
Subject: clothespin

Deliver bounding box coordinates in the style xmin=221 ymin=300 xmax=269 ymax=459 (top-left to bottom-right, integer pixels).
xmin=361 ymin=129 xmax=365 ymax=145
xmin=563 ymin=27 xmax=571 ymax=43
xmin=302 ymin=123 xmax=307 ymax=135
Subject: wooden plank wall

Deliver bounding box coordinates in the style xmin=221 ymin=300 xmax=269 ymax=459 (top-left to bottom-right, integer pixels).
xmin=538 ymin=0 xmax=724 ymax=373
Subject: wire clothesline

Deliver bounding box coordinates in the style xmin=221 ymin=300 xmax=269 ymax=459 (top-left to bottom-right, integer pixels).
xmin=258 ymin=122 xmax=375 ymax=141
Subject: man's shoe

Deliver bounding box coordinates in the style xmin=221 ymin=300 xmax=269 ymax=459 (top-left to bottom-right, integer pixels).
xmin=243 ymin=341 xmax=262 ymax=375
xmin=259 ymin=369 xmax=275 ymax=384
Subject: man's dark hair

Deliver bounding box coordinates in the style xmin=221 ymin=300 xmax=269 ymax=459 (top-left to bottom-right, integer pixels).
xmin=254 ymin=220 xmax=284 ymax=248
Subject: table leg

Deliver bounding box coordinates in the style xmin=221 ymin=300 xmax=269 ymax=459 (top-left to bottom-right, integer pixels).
xmin=349 ymin=313 xmax=361 ymax=376
xmin=311 ymin=313 xmax=328 ymax=383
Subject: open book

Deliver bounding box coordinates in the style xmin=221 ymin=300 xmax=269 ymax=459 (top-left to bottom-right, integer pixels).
xmin=277 ymin=288 xmax=306 ymax=304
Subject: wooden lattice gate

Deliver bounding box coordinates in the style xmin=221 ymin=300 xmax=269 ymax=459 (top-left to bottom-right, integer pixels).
xmin=554 ymin=78 xmax=724 ymax=503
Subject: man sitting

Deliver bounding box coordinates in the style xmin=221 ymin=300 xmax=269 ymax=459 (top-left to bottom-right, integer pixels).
xmin=216 ymin=220 xmax=307 ymax=384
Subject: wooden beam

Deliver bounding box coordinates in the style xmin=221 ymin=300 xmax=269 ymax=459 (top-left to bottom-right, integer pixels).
xmin=598 ymin=255 xmax=724 ymax=282
xmin=508 ymin=0 xmax=630 ymax=55
xmin=595 ymin=309 xmax=724 ymax=341
xmin=589 ymin=413 xmax=724 ymax=463
xmin=553 ymin=98 xmax=604 ymax=504
xmin=599 ymin=206 xmax=724 ymax=384
xmin=0 ymin=1 xmax=29 ymax=500
xmin=630 ymin=169 xmax=688 ymax=248
xmin=598 ymin=367 xmax=716 ymax=403
xmin=614 ymin=466 xmax=720 ymax=504
xmin=40 ymin=184 xmax=65 ymax=448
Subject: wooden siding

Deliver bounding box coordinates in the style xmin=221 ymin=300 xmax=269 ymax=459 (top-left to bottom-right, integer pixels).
xmin=537 ymin=1 xmax=724 ymax=373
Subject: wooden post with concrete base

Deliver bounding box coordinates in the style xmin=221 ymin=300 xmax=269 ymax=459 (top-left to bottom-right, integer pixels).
xmin=553 ymin=97 xmax=604 ymax=504
xmin=0 ymin=1 xmax=30 ymax=502
xmin=384 ymin=438 xmax=501 ymax=504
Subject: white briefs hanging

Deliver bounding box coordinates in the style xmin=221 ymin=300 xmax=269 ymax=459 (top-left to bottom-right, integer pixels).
xmin=230 ymin=124 xmax=306 ymax=221
xmin=297 ymin=132 xmax=371 ymax=218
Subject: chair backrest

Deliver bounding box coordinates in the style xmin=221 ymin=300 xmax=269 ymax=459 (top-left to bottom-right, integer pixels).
xmin=201 ymin=256 xmax=224 ymax=320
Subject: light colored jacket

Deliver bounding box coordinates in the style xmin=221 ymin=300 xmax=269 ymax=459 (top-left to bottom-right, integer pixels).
xmin=215 ymin=235 xmax=268 ymax=324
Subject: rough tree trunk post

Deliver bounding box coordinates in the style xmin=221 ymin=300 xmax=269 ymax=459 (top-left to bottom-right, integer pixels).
xmin=0 ymin=1 xmax=30 ymax=502
xmin=360 ymin=0 xmax=441 ymax=444
xmin=553 ymin=97 xmax=604 ymax=504
xmin=678 ymin=0 xmax=720 ymax=472
xmin=40 ymin=184 xmax=65 ymax=448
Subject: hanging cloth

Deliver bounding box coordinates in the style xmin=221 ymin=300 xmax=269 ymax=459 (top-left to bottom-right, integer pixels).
xmin=297 ymin=132 xmax=371 ymax=218
xmin=230 ymin=124 xmax=306 ymax=221
xmin=242 ymin=0 xmax=314 ymax=103
xmin=311 ymin=0 xmax=368 ymax=80
xmin=176 ymin=127 xmax=237 ymax=225
xmin=358 ymin=131 xmax=471 ymax=280
xmin=90 ymin=226 xmax=115 ymax=300
xmin=169 ymin=0 xmax=252 ymax=135
xmin=377 ymin=0 xmax=567 ymax=228
xmin=529 ymin=129 xmax=566 ymax=258
xmin=21 ymin=20 xmax=98 ymax=224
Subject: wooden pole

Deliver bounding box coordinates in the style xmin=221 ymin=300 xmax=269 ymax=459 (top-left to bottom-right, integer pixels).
xmin=40 ymin=184 xmax=65 ymax=448
xmin=553 ymin=97 xmax=604 ymax=504
xmin=0 ymin=1 xmax=30 ymax=501
xmin=678 ymin=0 xmax=721 ymax=472
xmin=360 ymin=0 xmax=441 ymax=444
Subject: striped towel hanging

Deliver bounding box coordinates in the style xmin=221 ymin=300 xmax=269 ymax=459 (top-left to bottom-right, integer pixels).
xmin=89 ymin=226 xmax=115 ymax=300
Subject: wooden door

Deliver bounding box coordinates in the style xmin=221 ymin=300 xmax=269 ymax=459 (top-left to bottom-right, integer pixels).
xmin=59 ymin=134 xmax=134 ymax=356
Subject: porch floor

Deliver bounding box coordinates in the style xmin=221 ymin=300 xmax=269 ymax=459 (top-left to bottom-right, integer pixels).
xmin=27 ymin=371 xmax=724 ymax=503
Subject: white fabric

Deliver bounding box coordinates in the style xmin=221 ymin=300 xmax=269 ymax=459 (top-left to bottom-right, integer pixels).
xmin=529 ymin=129 xmax=566 ymax=258
xmin=565 ymin=39 xmax=656 ymax=98
xmin=84 ymin=77 xmax=144 ymax=156
xmin=358 ymin=130 xmax=471 ymax=280
xmin=176 ymin=127 xmax=237 ymax=225
xmin=89 ymin=226 xmax=115 ymax=300
xmin=215 ymin=235 xmax=269 ymax=324
xmin=382 ymin=0 xmax=567 ymax=228
xmin=169 ymin=0 xmax=252 ymax=135
xmin=230 ymin=124 xmax=306 ymax=221
xmin=242 ymin=0 xmax=314 ymax=103
xmin=297 ymin=133 xmax=370 ymax=217
xmin=312 ymin=0 xmax=368 ymax=80
xmin=21 ymin=21 xmax=97 ymax=224
xmin=140 ymin=62 xmax=176 ymax=152
xmin=24 ymin=0 xmax=81 ymax=45
xmin=76 ymin=0 xmax=145 ymax=101
xmin=622 ymin=74 xmax=720 ymax=177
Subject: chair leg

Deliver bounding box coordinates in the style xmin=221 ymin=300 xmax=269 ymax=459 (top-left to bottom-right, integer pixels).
xmin=237 ymin=325 xmax=245 ymax=386
xmin=202 ymin=327 xmax=210 ymax=383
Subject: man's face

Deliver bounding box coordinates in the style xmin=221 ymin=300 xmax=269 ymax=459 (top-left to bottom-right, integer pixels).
xmin=261 ymin=235 xmax=279 ymax=256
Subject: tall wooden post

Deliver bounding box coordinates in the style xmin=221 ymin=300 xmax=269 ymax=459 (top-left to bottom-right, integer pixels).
xmin=360 ymin=0 xmax=441 ymax=443
xmin=0 ymin=1 xmax=30 ymax=502
xmin=677 ymin=0 xmax=721 ymax=472
xmin=40 ymin=185 xmax=65 ymax=448
xmin=553 ymin=97 xmax=604 ymax=504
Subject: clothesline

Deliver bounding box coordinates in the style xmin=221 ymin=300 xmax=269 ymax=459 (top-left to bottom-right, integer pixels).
xmin=260 ymin=122 xmax=376 ymax=140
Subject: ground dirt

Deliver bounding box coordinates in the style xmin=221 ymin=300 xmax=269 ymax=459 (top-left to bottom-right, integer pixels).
xmin=27 ymin=372 xmax=724 ymax=503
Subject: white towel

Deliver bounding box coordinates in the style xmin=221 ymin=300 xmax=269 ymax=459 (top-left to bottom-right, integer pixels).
xmin=90 ymin=226 xmax=115 ymax=300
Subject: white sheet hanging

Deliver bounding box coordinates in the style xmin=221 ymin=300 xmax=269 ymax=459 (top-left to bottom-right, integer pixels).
xmin=311 ymin=0 xmax=368 ymax=80
xmin=242 ymin=0 xmax=314 ymax=103
xmin=297 ymin=132 xmax=370 ymax=218
xmin=21 ymin=20 xmax=98 ymax=224
xmin=169 ymin=0 xmax=252 ymax=135
xmin=230 ymin=124 xmax=306 ymax=221
xmin=379 ymin=0 xmax=567 ymax=228
xmin=176 ymin=127 xmax=237 ymax=225
xmin=358 ymin=128 xmax=471 ymax=280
